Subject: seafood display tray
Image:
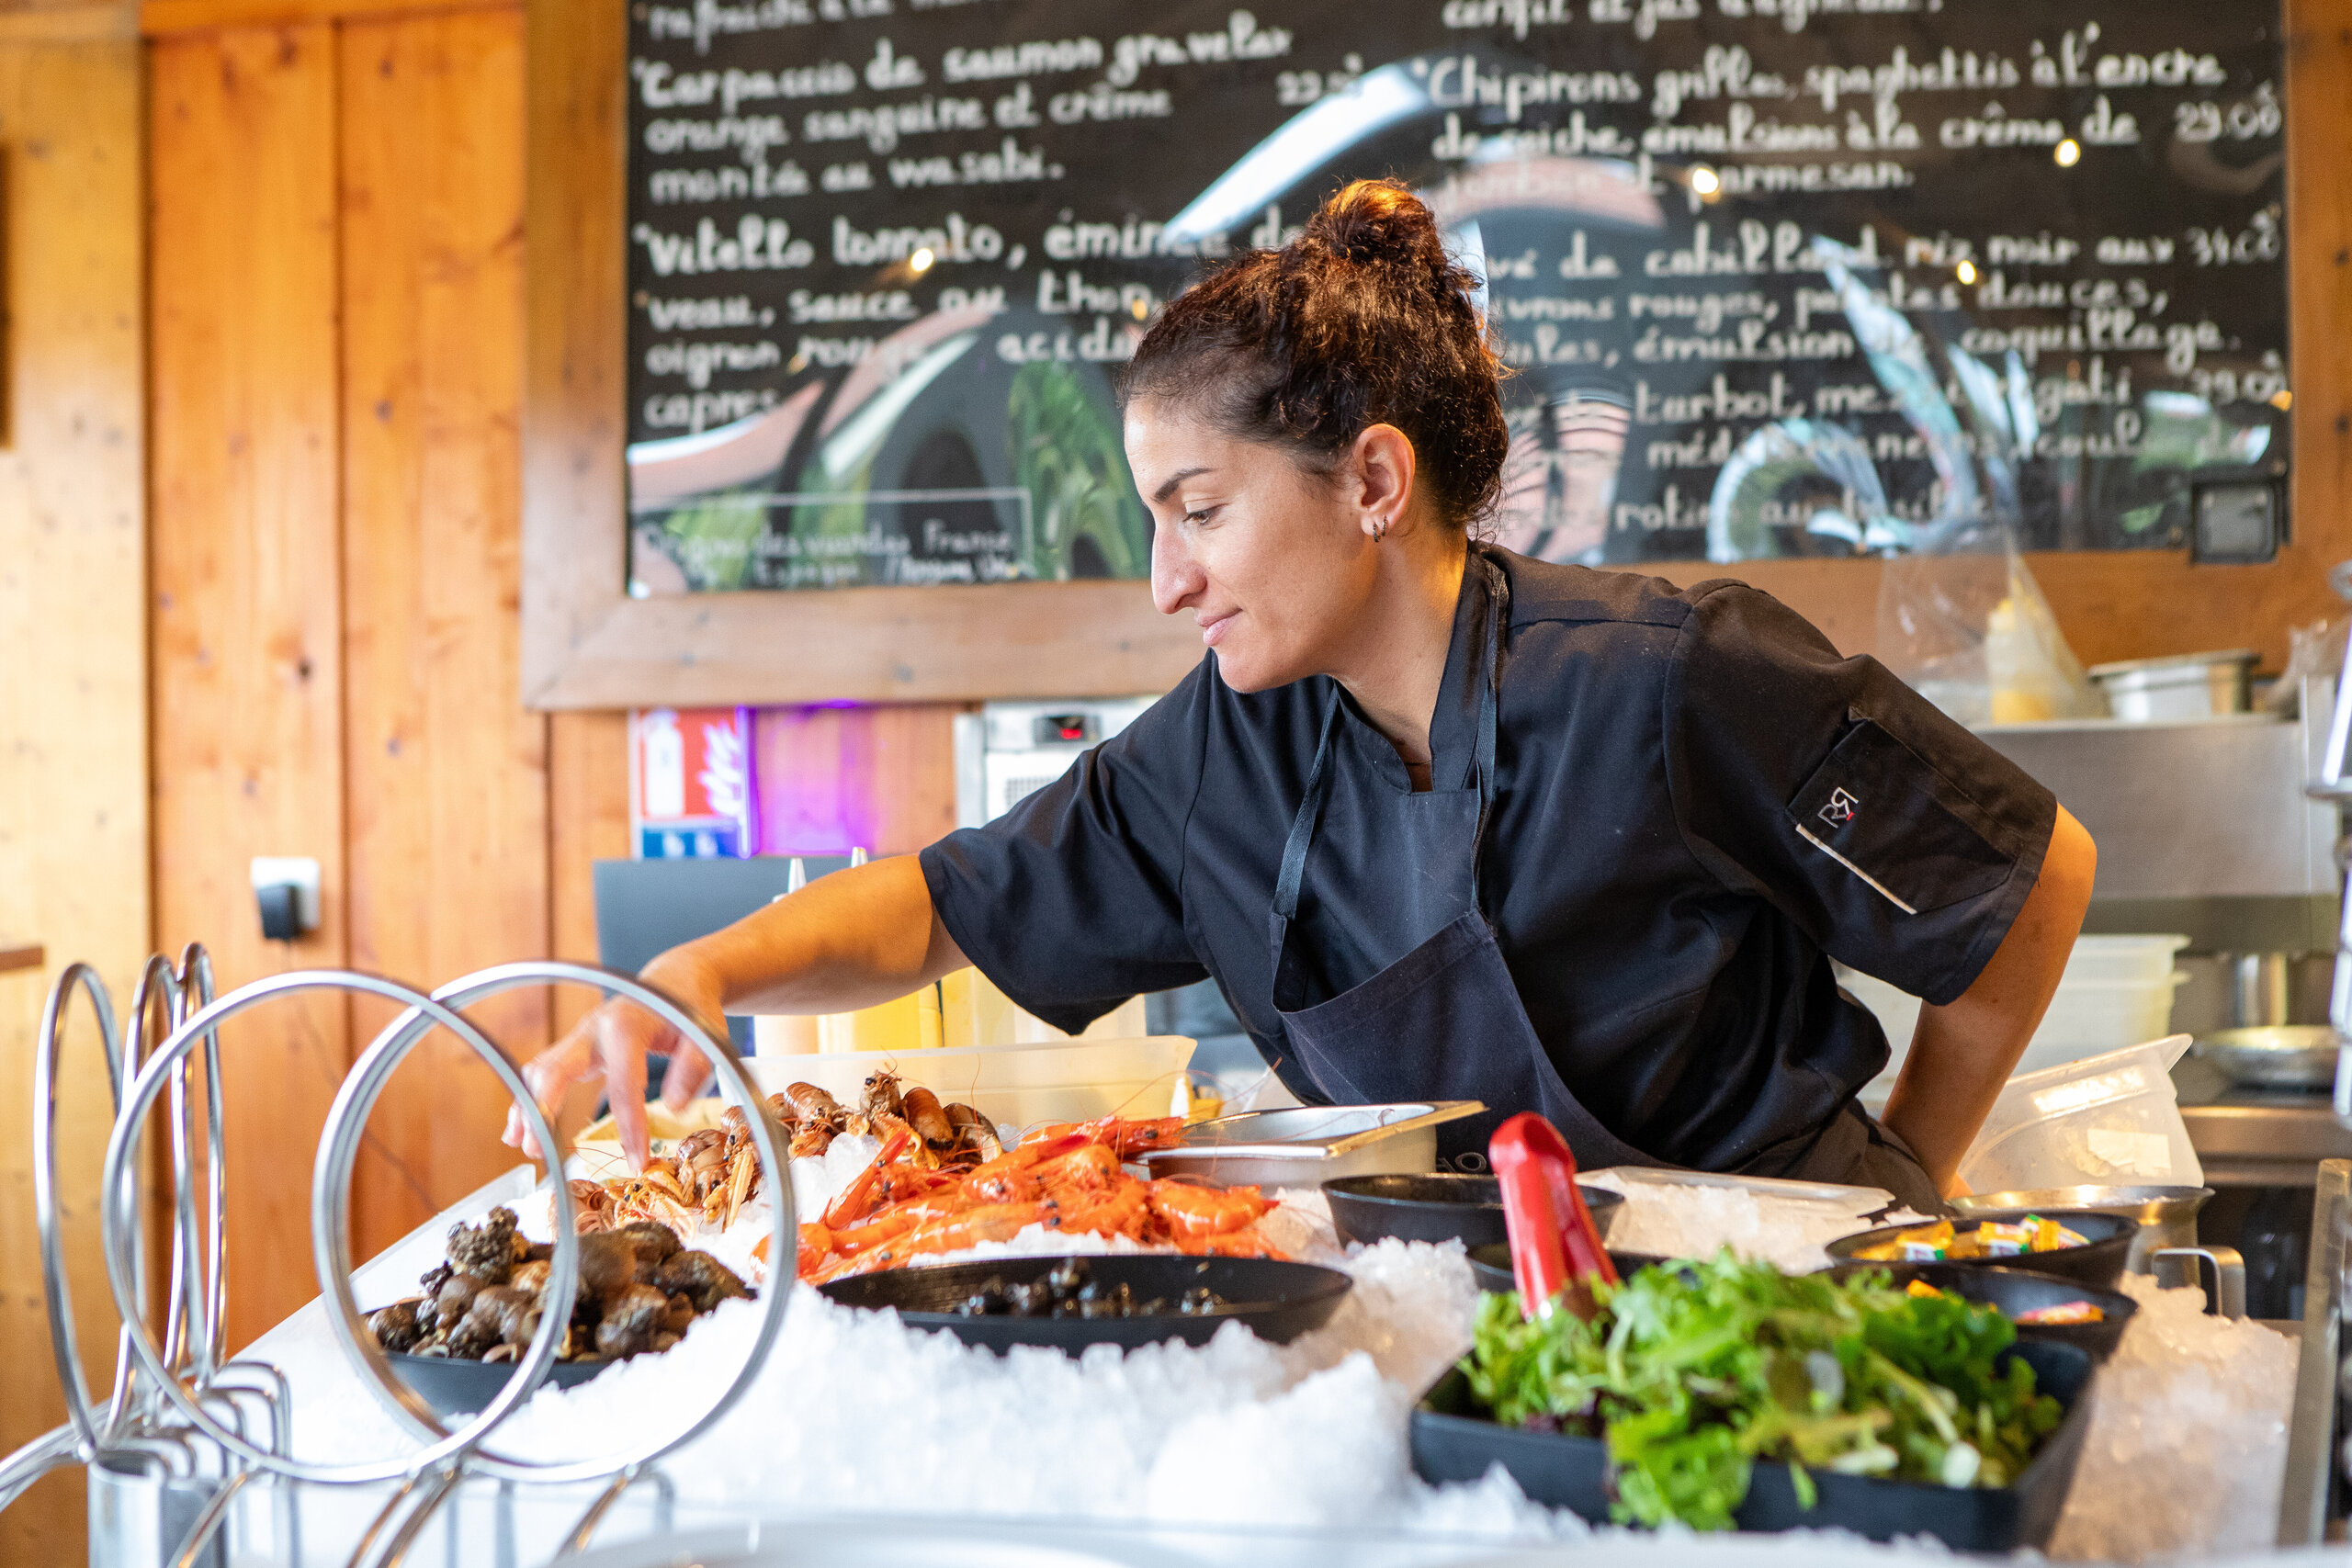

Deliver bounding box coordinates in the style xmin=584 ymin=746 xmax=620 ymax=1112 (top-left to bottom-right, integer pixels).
xmin=818 ymin=1255 xmax=1352 ymax=1355
xmin=1825 ymin=1211 xmax=2137 ymax=1289
xmin=1464 ymin=1246 xmax=1665 ymax=1296
xmin=1321 ymin=1172 xmax=1622 ymax=1251
xmin=1409 ymin=1339 xmax=2098 ymax=1551
xmin=1825 ymin=1260 xmax=2139 ymax=1361
xmin=386 ymin=1348 xmax=613 ymax=1418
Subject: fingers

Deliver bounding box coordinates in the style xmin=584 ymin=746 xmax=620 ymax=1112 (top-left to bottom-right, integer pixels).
xmin=659 ymin=1026 xmax=717 ymax=1111
xmin=599 ymin=1007 xmax=654 ymax=1171
xmin=503 ymin=1021 xmax=602 ymax=1160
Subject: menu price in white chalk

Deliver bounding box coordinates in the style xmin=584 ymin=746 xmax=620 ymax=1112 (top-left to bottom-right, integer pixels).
xmin=623 ymin=0 xmax=2287 ymax=591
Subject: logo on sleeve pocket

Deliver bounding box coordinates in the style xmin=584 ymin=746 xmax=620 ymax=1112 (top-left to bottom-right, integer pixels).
xmin=1817 ymin=788 xmax=1858 ymax=829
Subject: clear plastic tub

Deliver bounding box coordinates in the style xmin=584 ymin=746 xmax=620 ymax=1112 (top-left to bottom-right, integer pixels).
xmin=746 ymin=1036 xmax=1197 ymax=1129
xmin=2052 ymin=934 xmax=2192 ymax=986
xmin=1957 ymin=1035 xmax=2202 ymax=1193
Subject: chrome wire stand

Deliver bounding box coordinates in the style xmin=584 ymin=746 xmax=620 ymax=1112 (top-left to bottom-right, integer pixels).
xmin=5 ymin=954 xmax=795 ymax=1568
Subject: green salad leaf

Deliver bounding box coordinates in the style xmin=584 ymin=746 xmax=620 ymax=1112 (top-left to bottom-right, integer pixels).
xmin=1460 ymin=1253 xmax=2064 ymax=1530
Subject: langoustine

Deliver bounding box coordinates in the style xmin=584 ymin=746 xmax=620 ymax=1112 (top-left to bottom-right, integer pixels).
xmin=787 ymin=1115 xmax=1281 ymax=1283
xmin=579 ymin=1071 xmax=1005 ymax=1235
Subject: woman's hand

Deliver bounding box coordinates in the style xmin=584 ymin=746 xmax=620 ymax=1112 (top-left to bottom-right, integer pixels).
xmin=502 ymin=854 xmax=968 ymax=1171
xmin=1882 ymin=805 xmax=2098 ymax=1195
xmin=501 ymin=948 xmax=729 ymax=1168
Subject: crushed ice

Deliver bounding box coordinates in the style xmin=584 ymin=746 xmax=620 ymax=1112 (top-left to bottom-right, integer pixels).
xmin=2046 ymin=1273 xmax=2298 ymax=1563
xmin=260 ymin=1172 xmax=2294 ymax=1560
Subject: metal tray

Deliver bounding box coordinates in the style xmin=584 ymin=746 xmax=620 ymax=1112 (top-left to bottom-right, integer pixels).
xmin=1410 ymin=1338 xmax=2096 ymax=1550
xmin=1138 ymin=1102 xmax=1483 ymax=1188
xmin=2192 ymin=1026 xmax=2337 ymax=1090
xmin=1158 ymin=1101 xmax=1485 ymax=1157
xmin=817 ymin=1255 xmax=1353 ymax=1356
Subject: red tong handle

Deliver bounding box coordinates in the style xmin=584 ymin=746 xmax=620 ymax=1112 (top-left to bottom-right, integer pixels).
xmin=1489 ymin=1112 xmax=1617 ymax=1320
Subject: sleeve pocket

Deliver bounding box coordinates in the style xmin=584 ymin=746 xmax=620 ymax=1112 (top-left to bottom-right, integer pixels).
xmin=1784 ymin=716 xmax=2017 ymax=915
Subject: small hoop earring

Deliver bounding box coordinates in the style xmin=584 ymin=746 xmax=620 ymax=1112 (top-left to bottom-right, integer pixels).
xmin=1371 ymin=515 xmax=1389 ymax=541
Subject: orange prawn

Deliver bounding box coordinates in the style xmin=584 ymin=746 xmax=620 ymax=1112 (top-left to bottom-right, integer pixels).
xmin=1147 ymin=1179 xmax=1274 ymax=1241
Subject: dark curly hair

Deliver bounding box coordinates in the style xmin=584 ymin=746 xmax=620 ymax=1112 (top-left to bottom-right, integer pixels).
xmin=1119 ymin=179 xmax=1509 ymax=529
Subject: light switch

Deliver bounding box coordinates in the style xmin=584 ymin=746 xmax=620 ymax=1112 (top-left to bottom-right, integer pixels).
xmin=249 ymin=856 xmax=322 ymax=939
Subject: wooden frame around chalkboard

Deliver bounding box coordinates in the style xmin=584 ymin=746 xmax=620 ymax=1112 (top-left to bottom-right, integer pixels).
xmin=519 ymin=0 xmax=1202 ymax=708
xmin=520 ymin=0 xmax=2352 ymax=709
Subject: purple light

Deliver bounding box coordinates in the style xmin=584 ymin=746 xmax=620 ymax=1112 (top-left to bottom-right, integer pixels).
xmin=751 ymin=705 xmax=883 ymax=856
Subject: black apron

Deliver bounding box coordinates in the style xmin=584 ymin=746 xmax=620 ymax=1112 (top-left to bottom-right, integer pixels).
xmin=1264 ymin=554 xmax=1946 ymax=1212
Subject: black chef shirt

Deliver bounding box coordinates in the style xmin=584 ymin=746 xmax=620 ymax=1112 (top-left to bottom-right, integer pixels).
xmin=920 ymin=547 xmax=2058 ymax=1174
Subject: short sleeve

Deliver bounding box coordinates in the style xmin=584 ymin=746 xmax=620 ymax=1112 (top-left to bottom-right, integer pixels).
xmin=918 ymin=670 xmax=1212 ymax=1033
xmin=1664 ymin=583 xmax=2058 ymax=1006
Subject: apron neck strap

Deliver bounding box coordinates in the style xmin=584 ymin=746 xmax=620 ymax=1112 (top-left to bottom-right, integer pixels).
xmin=1272 ymin=550 xmax=1510 ymax=923
xmin=1272 ymin=698 xmax=1342 ymax=922
xmin=1468 ymin=550 xmax=1506 ymax=899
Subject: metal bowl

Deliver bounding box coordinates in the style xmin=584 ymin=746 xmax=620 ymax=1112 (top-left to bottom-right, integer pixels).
xmin=2191 ymin=1026 xmax=2337 ymax=1090
xmin=1321 ymin=1173 xmax=1622 ymax=1251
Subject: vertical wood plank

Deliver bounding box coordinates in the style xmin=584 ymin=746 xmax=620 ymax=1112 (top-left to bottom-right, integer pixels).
xmin=753 ymin=704 xmax=962 ymax=857
xmin=549 ymin=709 xmax=629 ymax=1043
xmin=338 ymin=6 xmax=540 ymax=1256
xmin=150 ymin=22 xmax=346 ymax=1349
xmin=0 ymin=34 xmax=145 ymax=1562
xmin=2284 ymin=0 xmax=2352 ymax=558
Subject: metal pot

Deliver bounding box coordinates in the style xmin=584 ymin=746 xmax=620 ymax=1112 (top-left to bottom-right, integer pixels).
xmin=1951 ymin=1184 xmax=2212 ymax=1274
xmin=2086 ymin=649 xmax=2256 ymax=721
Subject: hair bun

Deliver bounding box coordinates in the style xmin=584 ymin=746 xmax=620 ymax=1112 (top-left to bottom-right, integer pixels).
xmin=1301 ymin=179 xmax=1449 ymax=276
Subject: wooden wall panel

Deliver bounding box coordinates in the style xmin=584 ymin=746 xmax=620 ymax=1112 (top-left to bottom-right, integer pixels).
xmin=339 ymin=6 xmax=540 ymax=1247
xmin=150 ymin=22 xmax=348 ymax=1349
xmin=0 ymin=33 xmax=145 ymax=1562
xmin=550 ymin=709 xmax=629 ymax=1041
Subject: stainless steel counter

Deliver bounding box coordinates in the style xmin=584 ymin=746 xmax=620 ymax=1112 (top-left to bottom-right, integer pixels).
xmin=2176 ymin=1053 xmax=2352 ymax=1186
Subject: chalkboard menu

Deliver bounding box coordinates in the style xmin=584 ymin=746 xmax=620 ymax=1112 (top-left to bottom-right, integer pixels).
xmin=624 ymin=0 xmax=2288 ymax=590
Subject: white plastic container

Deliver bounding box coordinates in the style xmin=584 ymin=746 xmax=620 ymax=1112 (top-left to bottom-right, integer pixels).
xmin=1840 ymin=934 xmax=2188 ymax=1100
xmin=1957 ymin=1035 xmax=2202 ymax=1192
xmin=745 ymin=1035 xmax=1196 ymax=1131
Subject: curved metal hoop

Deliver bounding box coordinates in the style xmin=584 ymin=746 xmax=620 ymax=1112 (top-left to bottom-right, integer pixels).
xmin=312 ymin=960 xmax=796 ymax=1488
xmin=124 ymin=954 xmax=186 ymax=1431
xmin=100 ymin=970 xmax=579 ymax=1487
xmin=36 ymin=963 xmax=125 ymax=1456
xmin=157 ymin=943 xmax=228 ymax=1389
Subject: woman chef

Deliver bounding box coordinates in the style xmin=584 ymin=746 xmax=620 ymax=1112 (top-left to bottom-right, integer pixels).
xmin=510 ymin=181 xmax=2096 ymax=1213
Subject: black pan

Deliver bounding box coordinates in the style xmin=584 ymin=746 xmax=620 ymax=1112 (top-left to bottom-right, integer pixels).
xmin=1411 ymin=1338 xmax=2096 ymax=1551
xmin=1826 ymin=1259 xmax=2138 ymax=1360
xmin=1323 ymin=1174 xmax=1623 ymax=1252
xmin=386 ymin=1349 xmax=612 ymax=1418
xmin=817 ymin=1254 xmax=1352 ymax=1356
xmin=1825 ymin=1211 xmax=2135 ymax=1289
xmin=1466 ymin=1244 xmax=1667 ymax=1295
